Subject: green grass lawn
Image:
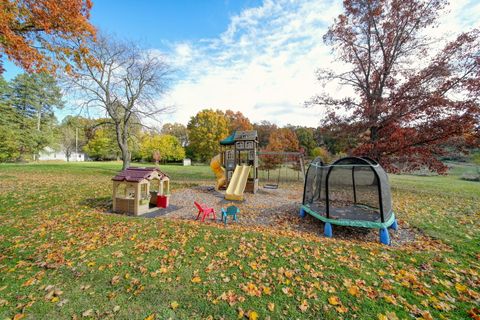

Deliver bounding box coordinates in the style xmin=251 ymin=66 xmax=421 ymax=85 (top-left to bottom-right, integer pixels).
xmin=0 ymin=161 xmax=479 ymax=319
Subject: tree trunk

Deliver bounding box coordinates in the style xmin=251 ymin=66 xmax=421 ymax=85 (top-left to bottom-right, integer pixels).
xmin=37 ymin=110 xmax=41 ymax=131
xmin=121 ymin=149 xmax=131 ymax=169
xmin=115 ymin=123 xmax=131 ymax=170
xmin=370 ymin=125 xmax=380 ymax=161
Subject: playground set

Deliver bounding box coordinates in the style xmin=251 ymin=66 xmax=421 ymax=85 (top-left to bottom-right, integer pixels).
xmin=300 ymin=156 xmax=398 ymax=245
xmin=109 ymin=134 xmax=396 ymax=244
xmin=210 ymin=130 xmax=259 ymax=201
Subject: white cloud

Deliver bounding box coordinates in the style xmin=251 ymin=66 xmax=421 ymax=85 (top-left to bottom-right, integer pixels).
xmin=160 ymin=0 xmax=479 ymax=128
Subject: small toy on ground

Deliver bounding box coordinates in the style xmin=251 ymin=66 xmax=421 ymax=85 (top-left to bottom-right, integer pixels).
xmin=194 ymin=201 xmax=216 ymax=222
xmin=221 ymin=205 xmax=239 ymax=225
xmin=300 ymin=156 xmax=398 ymax=245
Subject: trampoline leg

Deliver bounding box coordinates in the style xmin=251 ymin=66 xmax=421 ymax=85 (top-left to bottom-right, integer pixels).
xmin=324 ymin=222 xmax=333 ymax=238
xmin=380 ymin=228 xmax=391 ymax=245
xmin=299 ymin=207 xmax=306 ymax=218
xmin=389 ymin=219 xmax=398 ymax=231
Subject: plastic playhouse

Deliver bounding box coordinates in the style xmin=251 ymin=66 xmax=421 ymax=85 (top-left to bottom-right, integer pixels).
xmin=210 ymin=130 xmax=259 ymax=201
xmin=112 ymin=167 xmax=170 ymax=215
xmin=300 ymin=156 xmax=398 ymax=244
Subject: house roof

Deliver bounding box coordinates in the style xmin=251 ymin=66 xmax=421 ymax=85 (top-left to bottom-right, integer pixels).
xmin=112 ymin=167 xmax=168 ymax=182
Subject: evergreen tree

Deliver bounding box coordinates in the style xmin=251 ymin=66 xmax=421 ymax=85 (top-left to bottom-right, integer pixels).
xmin=9 ymin=73 xmax=63 ymax=159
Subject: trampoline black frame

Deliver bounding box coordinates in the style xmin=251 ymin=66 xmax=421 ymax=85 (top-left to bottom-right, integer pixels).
xmin=302 ymin=156 xmax=388 ymax=223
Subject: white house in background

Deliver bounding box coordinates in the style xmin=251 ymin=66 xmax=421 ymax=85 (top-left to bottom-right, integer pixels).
xmin=38 ymin=147 xmax=86 ymax=162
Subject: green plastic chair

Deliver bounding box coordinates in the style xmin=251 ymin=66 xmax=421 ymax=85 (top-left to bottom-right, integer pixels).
xmin=221 ymin=206 xmax=239 ymax=225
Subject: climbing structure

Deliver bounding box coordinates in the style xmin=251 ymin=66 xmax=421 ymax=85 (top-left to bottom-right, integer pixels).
xmin=211 ymin=130 xmax=259 ymax=199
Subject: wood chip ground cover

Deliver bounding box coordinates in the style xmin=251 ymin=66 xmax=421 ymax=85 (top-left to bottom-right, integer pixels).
xmin=0 ymin=163 xmax=478 ymax=319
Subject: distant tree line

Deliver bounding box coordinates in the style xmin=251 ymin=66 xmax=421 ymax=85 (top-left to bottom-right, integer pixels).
xmin=1 ymin=0 xmax=478 ymax=173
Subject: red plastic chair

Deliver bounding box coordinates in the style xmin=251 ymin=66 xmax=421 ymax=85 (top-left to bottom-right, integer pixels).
xmin=194 ymin=201 xmax=216 ymax=222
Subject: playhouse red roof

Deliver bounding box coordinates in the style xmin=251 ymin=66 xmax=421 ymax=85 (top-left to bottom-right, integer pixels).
xmin=112 ymin=167 xmax=168 ymax=182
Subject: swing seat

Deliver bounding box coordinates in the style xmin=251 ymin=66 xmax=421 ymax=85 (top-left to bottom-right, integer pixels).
xmin=264 ymin=184 xmax=278 ymax=189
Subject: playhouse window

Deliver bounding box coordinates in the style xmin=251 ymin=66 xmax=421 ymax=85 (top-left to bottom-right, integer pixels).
xmin=140 ymin=183 xmax=148 ymax=199
xmin=150 ymin=179 xmax=160 ymax=193
xmin=116 ymin=183 xmax=127 ymax=197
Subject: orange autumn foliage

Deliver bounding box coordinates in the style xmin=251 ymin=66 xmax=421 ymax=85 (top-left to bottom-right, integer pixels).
xmin=0 ymin=0 xmax=96 ymax=74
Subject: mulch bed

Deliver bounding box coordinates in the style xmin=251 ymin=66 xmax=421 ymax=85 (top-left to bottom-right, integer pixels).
xmin=148 ymin=184 xmax=427 ymax=247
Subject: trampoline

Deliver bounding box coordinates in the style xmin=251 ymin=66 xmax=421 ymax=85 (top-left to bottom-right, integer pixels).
xmin=300 ymin=156 xmax=398 ymax=245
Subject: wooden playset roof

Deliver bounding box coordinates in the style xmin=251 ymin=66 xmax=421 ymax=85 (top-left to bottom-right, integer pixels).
xmin=112 ymin=167 xmax=168 ymax=183
xmin=220 ymin=130 xmax=258 ymax=145
xmin=234 ymin=130 xmax=257 ymax=141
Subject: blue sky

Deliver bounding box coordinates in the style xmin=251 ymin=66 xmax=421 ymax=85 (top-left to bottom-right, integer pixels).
xmin=91 ymin=0 xmax=263 ymax=44
xmin=3 ymin=0 xmax=479 ymax=127
xmin=2 ymin=1 xmax=262 ymax=79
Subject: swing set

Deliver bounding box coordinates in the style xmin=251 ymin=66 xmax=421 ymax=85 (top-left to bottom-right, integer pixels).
xmin=258 ymin=151 xmax=306 ymax=188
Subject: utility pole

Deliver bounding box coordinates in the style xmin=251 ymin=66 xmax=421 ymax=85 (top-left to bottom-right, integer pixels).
xmin=75 ymin=127 xmax=78 ymax=160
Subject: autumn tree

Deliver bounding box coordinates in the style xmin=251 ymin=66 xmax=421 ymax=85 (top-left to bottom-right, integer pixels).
xmin=161 ymin=123 xmax=188 ymax=146
xmin=314 ymin=125 xmax=355 ymax=155
xmin=83 ymin=128 xmax=119 ymax=160
xmin=267 ymin=128 xmax=300 ymax=152
xmin=57 ymin=116 xmax=91 ymax=162
xmin=253 ymin=121 xmax=278 ymax=149
xmin=312 ymin=146 xmax=333 ymax=163
xmin=260 ymin=128 xmax=300 ymax=179
xmin=59 ymin=115 xmax=92 ymax=150
xmin=0 ymin=0 xmax=95 ymax=74
xmin=65 ymin=34 xmax=172 ymax=169
xmin=309 ymin=0 xmax=480 ymax=173
xmin=136 ymin=133 xmax=185 ymax=162
xmin=294 ymin=127 xmax=317 ymax=156
xmin=187 ymin=109 xmax=229 ymax=162
xmin=225 ymin=110 xmax=253 ymax=132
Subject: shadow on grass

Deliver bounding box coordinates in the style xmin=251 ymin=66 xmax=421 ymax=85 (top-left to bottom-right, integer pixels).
xmin=79 ymin=196 xmax=112 ymax=210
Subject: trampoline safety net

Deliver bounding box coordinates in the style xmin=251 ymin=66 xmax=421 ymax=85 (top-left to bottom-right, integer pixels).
xmin=302 ymin=157 xmax=393 ymax=224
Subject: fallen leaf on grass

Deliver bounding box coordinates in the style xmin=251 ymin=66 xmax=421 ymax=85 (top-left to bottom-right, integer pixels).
xmin=348 ymin=285 xmax=360 ymax=297
xmin=455 ymin=283 xmax=467 ymax=292
xmin=335 ymin=305 xmax=348 ymax=313
xmin=13 ymin=314 xmax=25 ymax=320
xmin=419 ymin=310 xmax=434 ymax=320
xmin=111 ymin=275 xmax=120 ymax=285
xmin=267 ymin=302 xmax=275 ymax=312
xmin=57 ymin=299 xmax=68 ymax=307
xmin=247 ymin=310 xmax=258 ymax=320
xmin=468 ymin=308 xmax=480 ymax=320
xmin=281 ymin=287 xmax=293 ymax=296
xmin=171 ymin=301 xmax=179 ymax=310
xmin=298 ymin=300 xmax=309 ymax=312
xmin=191 ymin=276 xmax=201 ymax=283
xmin=237 ymin=308 xmax=245 ymax=319
xmin=82 ymin=309 xmax=94 ymax=317
xmin=378 ymin=312 xmax=399 ymax=320
xmin=22 ymin=277 xmax=35 ymax=287
xmin=328 ymin=295 xmax=341 ymax=306
xmin=113 ymin=306 xmax=120 ymax=313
